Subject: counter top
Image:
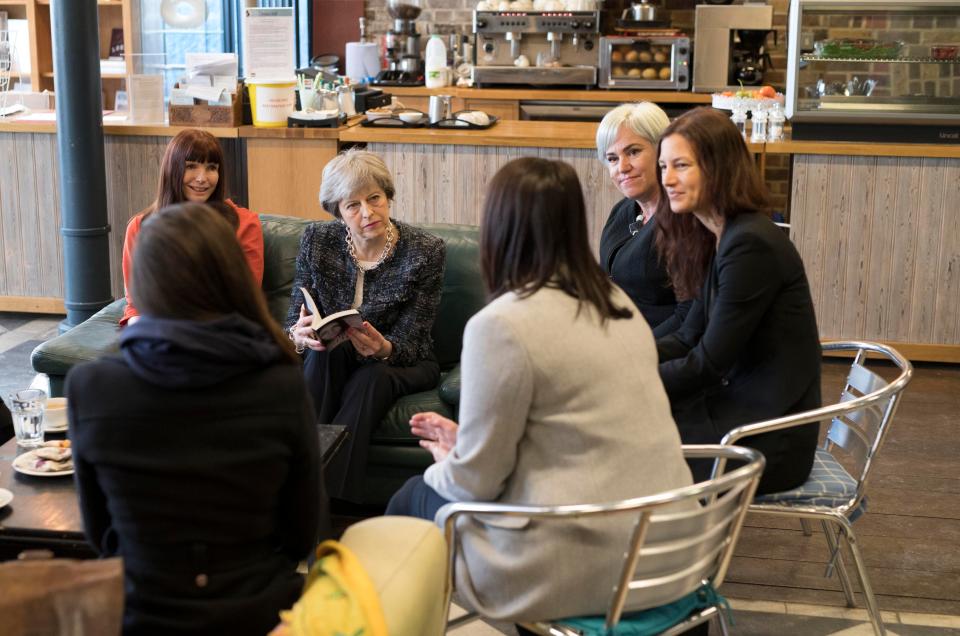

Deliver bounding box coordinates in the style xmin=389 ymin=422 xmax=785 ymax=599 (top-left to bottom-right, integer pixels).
xmin=0 ymin=113 xmax=239 ymax=137
xmin=767 ymin=136 xmax=960 ymax=159
xmin=238 ymin=124 xmax=346 ymax=140
xmin=340 ymin=119 xmax=601 ymax=148
xmin=383 ymin=86 xmax=713 ymax=104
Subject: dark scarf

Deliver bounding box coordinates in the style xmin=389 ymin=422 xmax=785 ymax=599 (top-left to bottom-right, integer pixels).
xmin=120 ymin=314 xmax=282 ymax=389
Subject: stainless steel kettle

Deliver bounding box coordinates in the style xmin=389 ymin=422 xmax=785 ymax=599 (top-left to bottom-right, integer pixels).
xmin=622 ymin=0 xmax=658 ymax=22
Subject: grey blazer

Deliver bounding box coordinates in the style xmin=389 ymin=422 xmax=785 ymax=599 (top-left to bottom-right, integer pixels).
xmin=425 ymin=286 xmax=692 ymax=622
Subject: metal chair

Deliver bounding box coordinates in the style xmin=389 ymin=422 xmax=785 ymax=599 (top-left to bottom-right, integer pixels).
xmin=720 ymin=340 xmax=913 ymax=636
xmin=441 ymin=445 xmax=765 ymax=636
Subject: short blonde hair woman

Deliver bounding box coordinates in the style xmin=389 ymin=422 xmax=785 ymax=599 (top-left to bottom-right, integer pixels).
xmin=596 ymin=102 xmax=692 ymax=338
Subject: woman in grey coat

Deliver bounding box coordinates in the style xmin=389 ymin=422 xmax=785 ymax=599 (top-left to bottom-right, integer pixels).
xmin=387 ymin=157 xmax=692 ymax=622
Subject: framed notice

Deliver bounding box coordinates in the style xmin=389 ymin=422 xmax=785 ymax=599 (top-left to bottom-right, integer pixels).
xmin=241 ymin=7 xmax=295 ymax=79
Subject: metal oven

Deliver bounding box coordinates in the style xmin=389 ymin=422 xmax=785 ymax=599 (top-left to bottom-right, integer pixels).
xmin=599 ymin=36 xmax=691 ymax=90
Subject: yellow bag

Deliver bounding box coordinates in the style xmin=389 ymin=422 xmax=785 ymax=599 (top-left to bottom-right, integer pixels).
xmin=279 ymin=540 xmax=389 ymax=636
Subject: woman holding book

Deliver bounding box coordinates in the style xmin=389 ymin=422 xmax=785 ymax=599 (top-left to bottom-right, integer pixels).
xmin=286 ymin=149 xmax=446 ymax=503
xmin=597 ymin=102 xmax=694 ymax=337
xmin=386 ymin=157 xmax=691 ymax=621
xmin=120 ymin=128 xmax=264 ymax=326
xmin=654 ymin=107 xmax=820 ymax=493
xmin=67 ymin=203 xmax=324 ymax=635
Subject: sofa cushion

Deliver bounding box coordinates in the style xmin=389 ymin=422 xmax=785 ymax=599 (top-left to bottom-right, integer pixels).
xmin=260 ymin=214 xmax=313 ymax=325
xmin=425 ymin=224 xmax=485 ymax=370
xmin=31 ymin=299 xmax=125 ymax=377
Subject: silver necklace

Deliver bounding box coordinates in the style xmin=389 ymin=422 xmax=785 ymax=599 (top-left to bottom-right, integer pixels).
xmin=346 ymin=222 xmax=396 ymax=270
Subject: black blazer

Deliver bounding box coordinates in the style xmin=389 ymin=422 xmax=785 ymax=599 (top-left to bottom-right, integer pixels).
xmin=599 ymin=198 xmax=689 ymax=337
xmin=657 ymin=212 xmax=820 ymax=493
xmin=67 ymin=358 xmax=324 ymax=636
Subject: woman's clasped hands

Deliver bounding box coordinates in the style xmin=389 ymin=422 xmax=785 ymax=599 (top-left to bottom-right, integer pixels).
xmin=410 ymin=412 xmax=458 ymax=462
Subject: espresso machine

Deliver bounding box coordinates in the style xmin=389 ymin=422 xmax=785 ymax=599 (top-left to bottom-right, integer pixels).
xmin=472 ymin=11 xmax=601 ymax=88
xmin=373 ymin=0 xmax=425 ymax=86
xmin=692 ymin=3 xmax=774 ymax=93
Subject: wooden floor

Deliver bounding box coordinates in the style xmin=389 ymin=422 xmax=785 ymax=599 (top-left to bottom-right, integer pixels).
xmin=726 ymin=359 xmax=960 ymax=615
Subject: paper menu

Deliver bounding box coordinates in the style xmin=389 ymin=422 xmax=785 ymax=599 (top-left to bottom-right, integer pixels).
xmin=128 ymin=74 xmax=165 ymax=123
xmin=241 ymin=8 xmax=295 ymax=79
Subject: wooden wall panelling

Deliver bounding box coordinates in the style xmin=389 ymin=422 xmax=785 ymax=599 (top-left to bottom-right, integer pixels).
xmin=910 ymin=158 xmax=948 ymax=343
xmin=0 ymin=134 xmax=19 ymax=296
xmin=863 ymin=157 xmax=898 ymax=341
xmin=789 ymin=156 xmax=827 ymax=331
xmin=17 ymin=132 xmax=40 ymax=296
xmin=245 ymin=138 xmax=337 ymax=220
xmin=817 ymin=156 xmax=851 ymax=338
xmin=884 ymin=158 xmax=922 ymax=343
xmin=370 ymin=142 xmax=621 ymax=251
xmin=838 ymin=156 xmax=876 ymax=340
xmin=934 ymin=170 xmax=960 ymax=345
xmin=33 ymin=133 xmax=63 ymax=298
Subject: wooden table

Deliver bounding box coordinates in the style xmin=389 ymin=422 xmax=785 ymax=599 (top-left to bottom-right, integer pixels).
xmin=0 ymin=425 xmax=348 ymax=560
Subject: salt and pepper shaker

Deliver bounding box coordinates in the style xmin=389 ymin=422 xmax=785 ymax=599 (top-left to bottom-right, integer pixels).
xmin=768 ymin=102 xmax=785 ymax=142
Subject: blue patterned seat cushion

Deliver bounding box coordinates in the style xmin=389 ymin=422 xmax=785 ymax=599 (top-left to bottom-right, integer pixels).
xmin=754 ymin=448 xmax=866 ymax=520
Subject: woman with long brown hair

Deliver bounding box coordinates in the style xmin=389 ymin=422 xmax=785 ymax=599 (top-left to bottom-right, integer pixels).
xmin=67 ymin=203 xmax=325 ymax=635
xmin=386 ymin=157 xmax=691 ymax=622
xmin=655 ymin=107 xmax=820 ymax=493
xmin=120 ymin=128 xmax=264 ymax=325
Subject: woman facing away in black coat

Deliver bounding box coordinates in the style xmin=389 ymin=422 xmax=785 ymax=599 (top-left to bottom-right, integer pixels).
xmin=67 ymin=203 xmax=326 ymax=635
xmin=654 ymin=107 xmax=821 ymax=495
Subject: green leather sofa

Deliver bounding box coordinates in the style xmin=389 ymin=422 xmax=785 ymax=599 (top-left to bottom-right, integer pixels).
xmin=31 ymin=214 xmax=485 ymax=504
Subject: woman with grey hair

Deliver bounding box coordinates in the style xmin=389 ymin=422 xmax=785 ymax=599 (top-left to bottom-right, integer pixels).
xmin=286 ymin=149 xmax=446 ymax=503
xmin=597 ymin=102 xmax=689 ymax=336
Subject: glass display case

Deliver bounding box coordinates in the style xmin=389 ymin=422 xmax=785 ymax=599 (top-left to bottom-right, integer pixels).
xmin=786 ymin=0 xmax=960 ymax=143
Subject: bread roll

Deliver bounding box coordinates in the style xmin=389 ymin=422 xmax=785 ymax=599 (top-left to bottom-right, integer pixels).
xmin=624 ymin=50 xmax=640 ymax=62
xmin=641 ymin=67 xmax=657 ymax=79
xmin=611 ymin=50 xmax=624 ymax=62
xmin=659 ymin=66 xmax=672 ymax=79
xmin=638 ymin=51 xmax=653 ymax=62
xmin=627 ymin=67 xmax=642 ymax=77
xmin=612 ymin=65 xmax=627 ymax=76
xmin=653 ymin=52 xmax=667 ymax=63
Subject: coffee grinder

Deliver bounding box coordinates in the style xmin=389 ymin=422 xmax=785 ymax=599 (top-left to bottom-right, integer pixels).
xmin=692 ymin=3 xmax=773 ymax=93
xmin=373 ymin=0 xmax=425 ymax=86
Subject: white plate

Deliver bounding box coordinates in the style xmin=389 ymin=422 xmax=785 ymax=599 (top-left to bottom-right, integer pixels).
xmin=0 ymin=488 xmax=12 ymax=508
xmin=12 ymin=450 xmax=74 ymax=477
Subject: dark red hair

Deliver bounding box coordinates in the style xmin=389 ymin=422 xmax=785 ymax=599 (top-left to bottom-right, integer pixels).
xmin=147 ymin=129 xmax=229 ymax=216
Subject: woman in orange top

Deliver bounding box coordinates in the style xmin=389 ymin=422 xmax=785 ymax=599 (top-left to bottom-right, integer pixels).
xmin=121 ymin=129 xmax=264 ymax=325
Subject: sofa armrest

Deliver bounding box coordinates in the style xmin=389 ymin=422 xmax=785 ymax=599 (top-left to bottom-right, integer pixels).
xmin=438 ymin=364 xmax=461 ymax=407
xmin=31 ymin=299 xmax=126 ymax=378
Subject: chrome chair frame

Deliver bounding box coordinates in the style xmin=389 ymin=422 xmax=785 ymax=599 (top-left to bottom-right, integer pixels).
xmin=441 ymin=445 xmax=765 ymax=635
xmin=719 ymin=340 xmax=913 ymax=636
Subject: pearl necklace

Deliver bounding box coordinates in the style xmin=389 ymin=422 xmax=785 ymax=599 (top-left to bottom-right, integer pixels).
xmin=346 ymin=222 xmax=396 ymax=270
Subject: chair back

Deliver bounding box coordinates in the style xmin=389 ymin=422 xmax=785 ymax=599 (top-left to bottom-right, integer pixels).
xmin=721 ymin=340 xmax=912 ymax=508
xmin=439 ymin=445 xmax=764 ymax=630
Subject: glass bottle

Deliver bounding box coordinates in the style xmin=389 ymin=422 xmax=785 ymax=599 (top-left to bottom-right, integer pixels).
xmin=768 ymin=102 xmax=785 ymax=142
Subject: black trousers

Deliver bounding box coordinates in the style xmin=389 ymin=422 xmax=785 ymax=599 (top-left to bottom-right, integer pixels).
xmin=303 ymin=342 xmax=439 ymax=502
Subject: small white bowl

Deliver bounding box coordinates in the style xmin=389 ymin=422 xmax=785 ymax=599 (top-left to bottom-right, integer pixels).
xmin=398 ymin=111 xmax=423 ymax=124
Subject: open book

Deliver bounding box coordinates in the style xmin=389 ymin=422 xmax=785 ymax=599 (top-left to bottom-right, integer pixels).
xmin=300 ymin=287 xmax=364 ymax=350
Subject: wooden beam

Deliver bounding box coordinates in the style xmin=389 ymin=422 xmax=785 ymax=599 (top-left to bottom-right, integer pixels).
xmin=0 ymin=296 xmax=65 ymax=314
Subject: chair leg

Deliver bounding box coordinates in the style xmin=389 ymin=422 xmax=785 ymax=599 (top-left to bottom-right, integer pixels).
xmin=835 ymin=520 xmax=886 ymax=636
xmin=821 ymin=520 xmax=857 ymax=608
xmin=715 ymin=605 xmax=732 ymax=636
xmin=800 ymin=518 xmax=814 ymax=536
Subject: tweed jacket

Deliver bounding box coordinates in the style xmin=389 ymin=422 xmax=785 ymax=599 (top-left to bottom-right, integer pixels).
xmin=425 ymin=286 xmax=692 ymax=622
xmin=284 ymin=220 xmax=446 ymax=367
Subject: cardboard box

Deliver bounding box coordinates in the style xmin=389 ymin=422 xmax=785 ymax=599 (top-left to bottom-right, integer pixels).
xmin=168 ymin=82 xmax=242 ymax=128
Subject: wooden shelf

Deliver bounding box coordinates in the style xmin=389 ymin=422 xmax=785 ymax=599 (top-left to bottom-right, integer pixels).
xmin=0 ymin=0 xmax=29 ymax=6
